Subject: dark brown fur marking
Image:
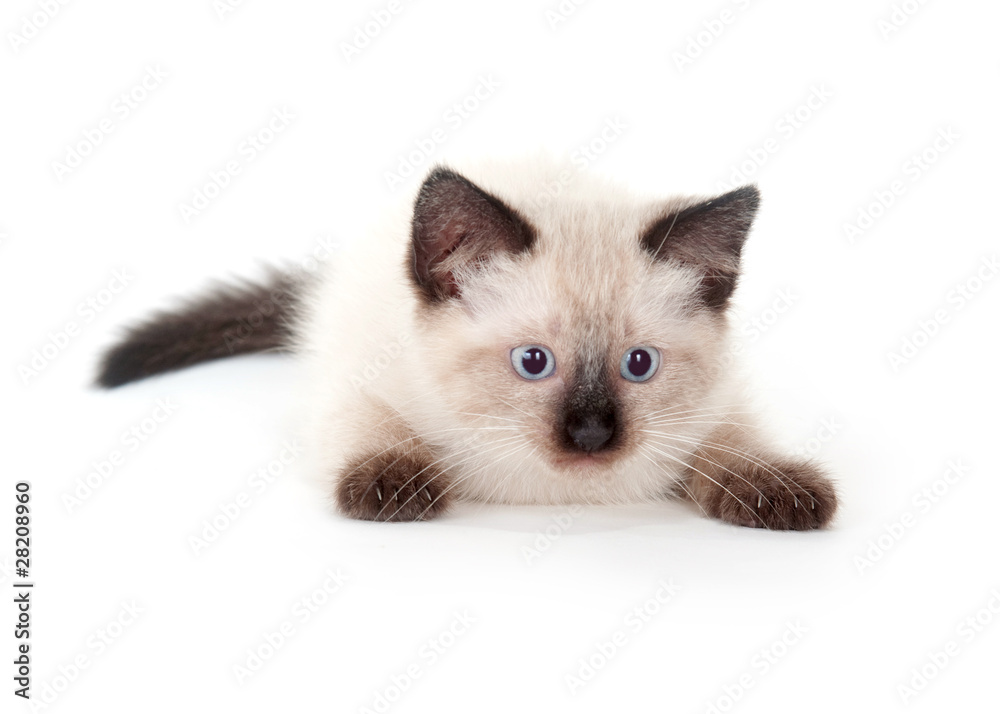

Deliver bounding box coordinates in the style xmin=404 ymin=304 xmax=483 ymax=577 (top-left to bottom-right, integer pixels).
xmin=688 ymin=454 xmax=837 ymax=530
xmin=640 ymin=185 xmax=760 ymax=309
xmin=336 ymin=451 xmax=451 ymax=522
xmin=409 ymin=167 xmax=536 ymax=303
xmin=96 ymin=271 xmax=300 ymax=388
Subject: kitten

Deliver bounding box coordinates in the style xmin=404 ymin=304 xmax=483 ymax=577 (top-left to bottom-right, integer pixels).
xmin=97 ymin=159 xmax=837 ymax=530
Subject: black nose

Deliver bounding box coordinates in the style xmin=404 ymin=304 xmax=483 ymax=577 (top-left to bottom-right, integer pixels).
xmin=566 ymin=412 xmax=616 ymax=453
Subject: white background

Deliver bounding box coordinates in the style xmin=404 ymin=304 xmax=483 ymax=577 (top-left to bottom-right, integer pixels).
xmin=3 ymin=1 xmax=999 ymax=712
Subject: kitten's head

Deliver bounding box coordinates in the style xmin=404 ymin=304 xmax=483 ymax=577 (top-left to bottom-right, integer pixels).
xmin=407 ymin=163 xmax=759 ymax=502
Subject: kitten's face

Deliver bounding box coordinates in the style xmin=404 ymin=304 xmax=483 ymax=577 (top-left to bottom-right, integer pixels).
xmin=408 ymin=166 xmax=758 ymax=499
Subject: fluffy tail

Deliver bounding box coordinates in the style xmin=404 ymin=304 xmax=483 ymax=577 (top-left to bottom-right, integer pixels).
xmin=96 ymin=270 xmax=303 ymax=388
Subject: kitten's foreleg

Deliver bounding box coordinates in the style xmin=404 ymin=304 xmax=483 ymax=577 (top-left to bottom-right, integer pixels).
xmin=683 ymin=423 xmax=838 ymax=530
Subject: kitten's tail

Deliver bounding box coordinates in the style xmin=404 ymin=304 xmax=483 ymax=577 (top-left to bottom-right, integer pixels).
xmin=95 ymin=269 xmax=304 ymax=388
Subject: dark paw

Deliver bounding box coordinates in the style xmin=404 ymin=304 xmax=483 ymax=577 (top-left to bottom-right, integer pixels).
xmin=335 ymin=451 xmax=450 ymax=522
xmin=705 ymin=459 xmax=838 ymax=530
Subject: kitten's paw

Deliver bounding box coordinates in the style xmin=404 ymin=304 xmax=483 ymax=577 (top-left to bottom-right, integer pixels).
xmin=335 ymin=452 xmax=450 ymax=522
xmin=703 ymin=459 xmax=837 ymax=530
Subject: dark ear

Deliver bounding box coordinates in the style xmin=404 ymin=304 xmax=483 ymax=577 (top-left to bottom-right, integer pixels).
xmin=640 ymin=185 xmax=760 ymax=309
xmin=410 ymin=167 xmax=536 ymax=302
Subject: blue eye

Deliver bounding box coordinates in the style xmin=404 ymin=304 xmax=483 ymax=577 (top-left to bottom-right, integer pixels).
xmin=620 ymin=346 xmax=659 ymax=382
xmin=511 ymin=345 xmax=556 ymax=380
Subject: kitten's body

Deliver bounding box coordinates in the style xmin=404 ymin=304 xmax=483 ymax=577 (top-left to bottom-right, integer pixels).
xmin=99 ymin=158 xmax=837 ymax=529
